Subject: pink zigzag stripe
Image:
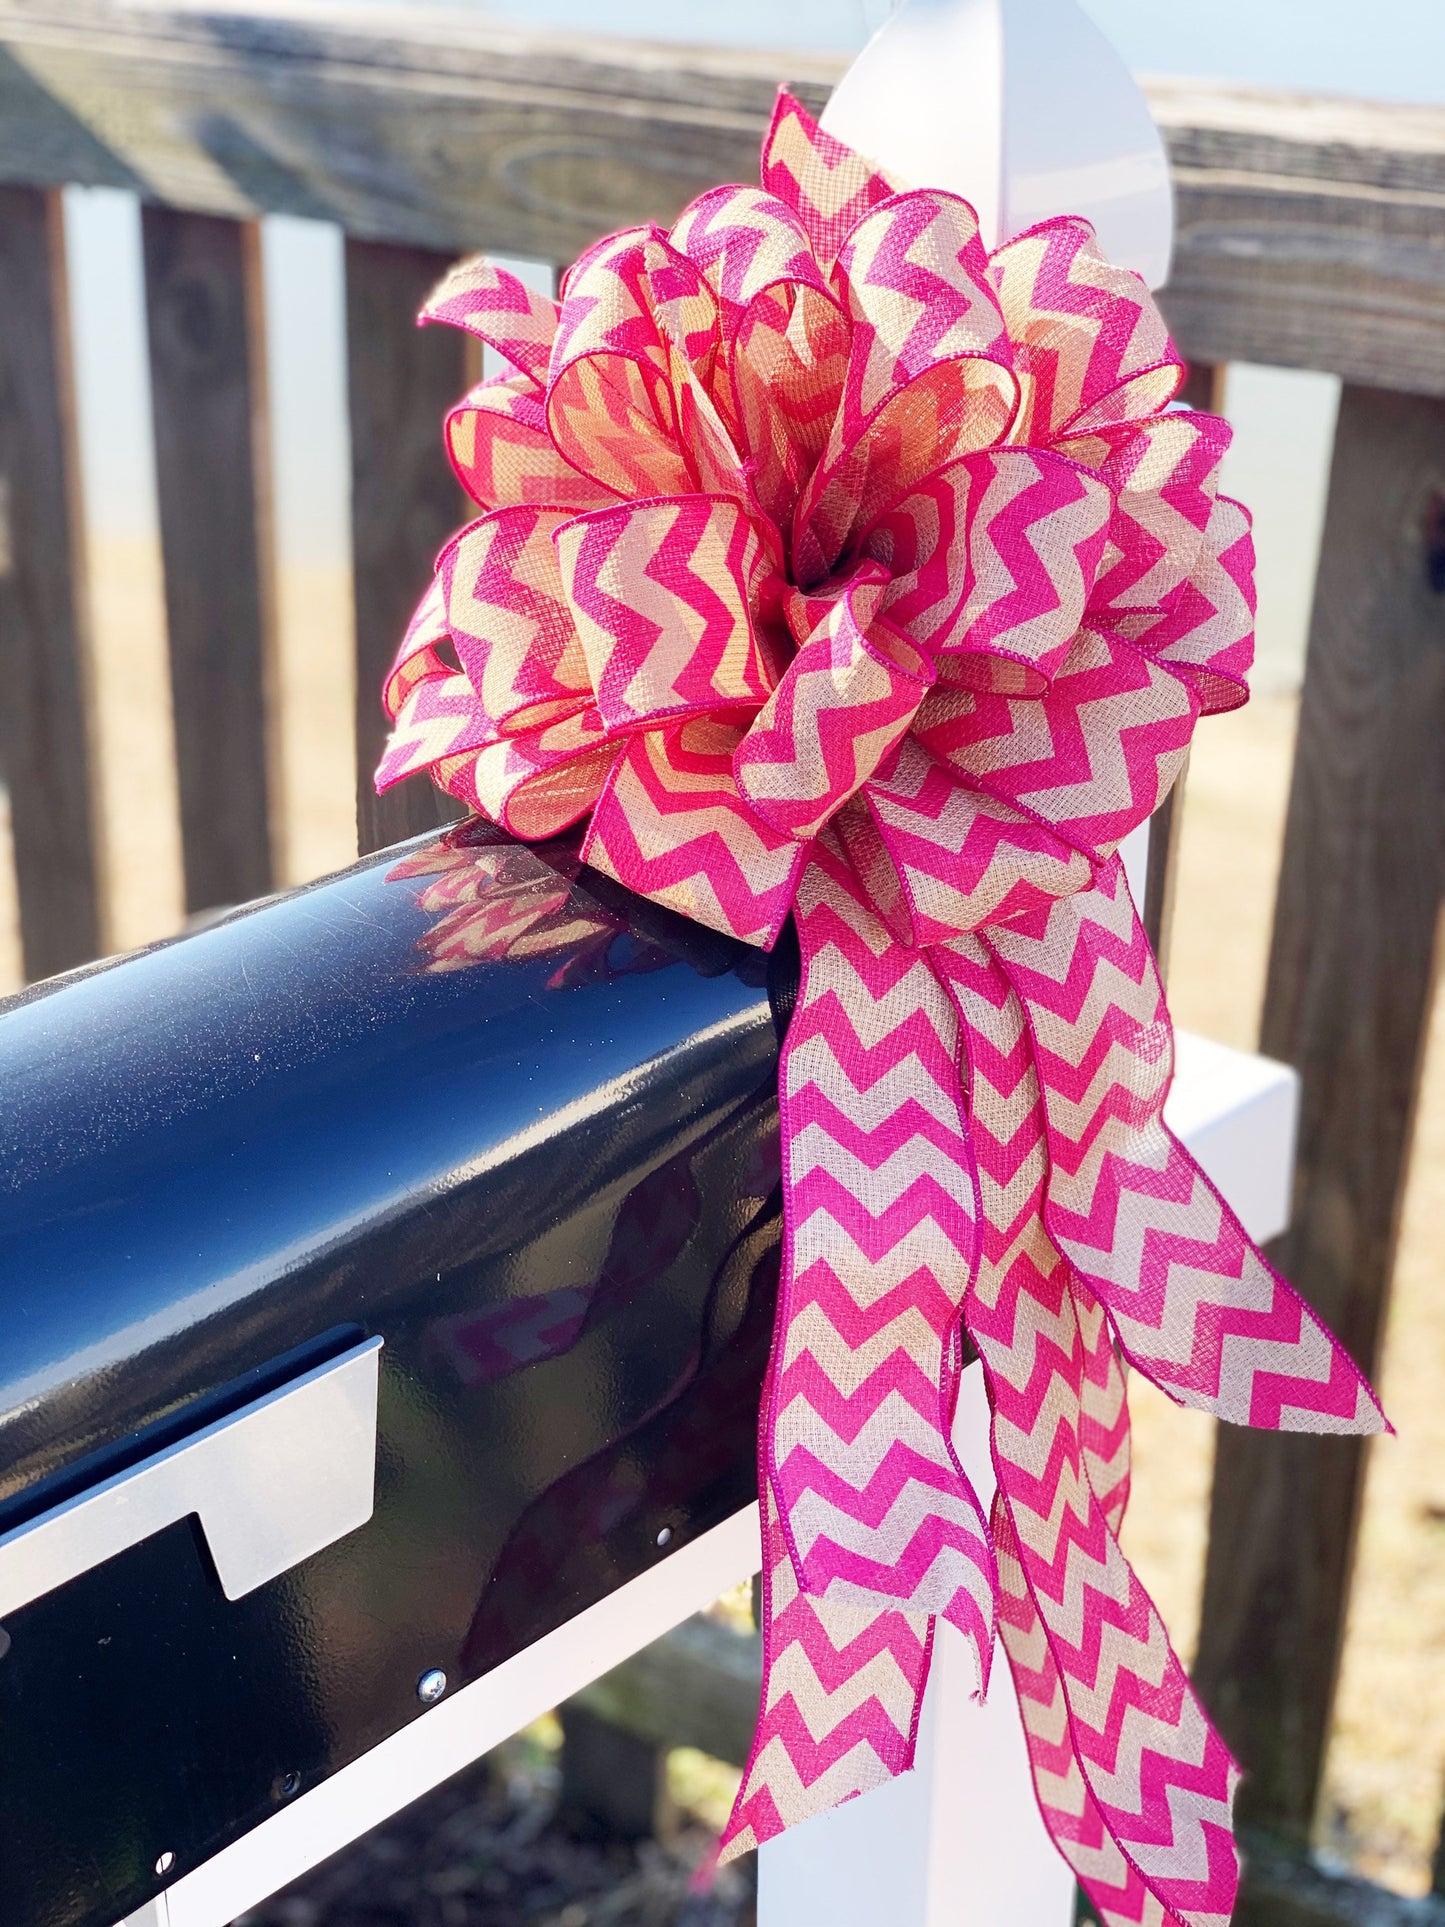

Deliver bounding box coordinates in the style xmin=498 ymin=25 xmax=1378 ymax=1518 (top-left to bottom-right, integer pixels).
xmin=420 ymin=256 xmax=558 ymax=388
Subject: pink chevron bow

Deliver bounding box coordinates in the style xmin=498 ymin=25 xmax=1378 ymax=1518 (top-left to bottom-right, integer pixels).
xmin=377 ymin=90 xmax=1385 ymax=1927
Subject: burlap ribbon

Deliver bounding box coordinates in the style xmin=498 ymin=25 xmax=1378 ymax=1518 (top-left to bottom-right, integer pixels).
xmin=377 ymin=90 xmax=1385 ymax=1927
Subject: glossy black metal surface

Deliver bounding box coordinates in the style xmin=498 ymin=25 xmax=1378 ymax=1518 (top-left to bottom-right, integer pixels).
xmin=0 ymin=823 xmax=787 ymax=1927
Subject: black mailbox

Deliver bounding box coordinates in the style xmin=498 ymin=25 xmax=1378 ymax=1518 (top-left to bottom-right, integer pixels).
xmin=0 ymin=823 xmax=789 ymax=1927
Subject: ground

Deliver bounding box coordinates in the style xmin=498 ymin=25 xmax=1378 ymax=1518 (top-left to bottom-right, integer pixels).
xmin=233 ymin=1728 xmax=756 ymax=1927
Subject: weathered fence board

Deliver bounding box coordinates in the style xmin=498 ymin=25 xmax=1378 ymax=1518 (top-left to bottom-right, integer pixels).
xmin=1194 ymin=384 xmax=1445 ymax=1841
xmin=1150 ymin=80 xmax=1445 ymax=396
xmin=0 ymin=4 xmax=1443 ymax=390
xmin=561 ymin=1612 xmax=759 ymax=1850
xmin=346 ymin=237 xmax=468 ymax=854
xmin=0 ymin=181 xmax=104 ymax=979
xmin=142 ymin=203 xmax=276 ymax=913
xmin=0 ymin=2 xmax=826 ymax=263
xmin=1142 ymin=771 xmax=1187 ymax=981
xmin=557 ymin=1705 xmax=676 ymax=1843
xmin=1178 ymin=361 xmax=1225 ymax=415
xmin=1238 ymin=1829 xmax=1445 ymax=1927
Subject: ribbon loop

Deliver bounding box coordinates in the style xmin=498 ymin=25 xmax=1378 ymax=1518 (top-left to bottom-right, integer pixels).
xmin=987 ymin=217 xmax=1183 ymax=449
xmin=547 ymin=229 xmax=699 ymax=500
xmin=671 ymin=183 xmax=836 ymax=317
xmin=874 ymin=447 xmax=1112 ymax=694
xmin=443 ymin=375 xmax=617 ymax=514
xmin=863 ymin=739 xmax=1095 ymax=943
xmin=584 ymin=719 xmax=806 ymax=949
xmin=1131 ymin=494 xmax=1257 ymax=715
xmin=794 ymin=190 xmax=1019 ymax=583
xmin=555 ymin=495 xmax=779 ymax=731
xmin=441 ymin=507 xmax=594 ymax=737
xmin=421 ymin=255 xmax=559 ymax=389
xmin=460 ymin=710 xmax=614 ymax=842
xmin=917 ymin=624 xmax=1199 ymax=856
xmin=759 ymin=88 xmax=903 ymax=272
xmin=1092 ymin=411 xmax=1231 ymax=617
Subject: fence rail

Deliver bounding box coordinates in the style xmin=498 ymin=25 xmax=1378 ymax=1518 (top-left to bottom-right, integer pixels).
xmin=2 ymin=4 xmax=1443 ymax=383
xmin=0 ymin=4 xmax=1442 ymax=1914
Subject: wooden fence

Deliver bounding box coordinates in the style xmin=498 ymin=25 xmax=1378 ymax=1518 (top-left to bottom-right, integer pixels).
xmin=0 ymin=3 xmax=1443 ymax=1915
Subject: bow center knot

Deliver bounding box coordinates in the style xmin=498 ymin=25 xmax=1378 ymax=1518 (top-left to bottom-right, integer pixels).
xmin=733 ymin=560 xmax=933 ymax=843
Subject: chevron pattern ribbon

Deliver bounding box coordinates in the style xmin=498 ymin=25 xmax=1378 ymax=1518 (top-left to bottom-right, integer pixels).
xmin=377 ymin=90 xmax=1386 ymax=1927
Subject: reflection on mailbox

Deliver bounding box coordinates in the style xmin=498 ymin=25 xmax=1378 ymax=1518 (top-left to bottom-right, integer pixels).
xmin=0 ymin=823 xmax=787 ymax=1927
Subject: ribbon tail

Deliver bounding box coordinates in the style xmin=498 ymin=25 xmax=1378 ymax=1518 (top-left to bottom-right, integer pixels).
xmin=940 ymin=934 xmax=1242 ymax=1927
xmin=1073 ymin=1267 xmax=1132 ymax=1533
xmin=983 ymin=858 xmax=1387 ymax=1437
xmin=993 ymin=1499 xmax=1187 ymax=1927
xmin=767 ymin=842 xmax=996 ymax=1646
xmin=721 ymin=1459 xmax=933 ymax=1859
xmin=723 ymin=834 xmax=997 ymax=1854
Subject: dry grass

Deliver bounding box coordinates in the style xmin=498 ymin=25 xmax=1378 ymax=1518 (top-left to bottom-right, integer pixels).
xmin=234 ymin=1731 xmax=757 ymax=1927
xmin=4 ymin=567 xmax=1443 ymax=1897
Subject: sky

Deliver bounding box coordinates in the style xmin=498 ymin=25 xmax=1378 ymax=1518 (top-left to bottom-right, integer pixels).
xmin=1081 ymin=0 xmax=1443 ymax=101
xmin=427 ymin=0 xmax=1444 ymax=103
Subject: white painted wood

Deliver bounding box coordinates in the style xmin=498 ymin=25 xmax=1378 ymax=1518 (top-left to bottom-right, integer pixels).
xmin=115 ymin=1903 xmax=168 ymax=1927
xmin=819 ymin=0 xmax=1174 ymax=286
xmin=1119 ymin=817 xmax=1151 ymax=911
xmin=1168 ymin=1031 xmax=1299 ymax=1246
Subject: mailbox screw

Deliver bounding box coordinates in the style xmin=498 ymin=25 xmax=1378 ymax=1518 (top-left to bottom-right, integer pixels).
xmin=417 ymin=1667 xmax=448 ymax=1704
xmin=655 ymin=1525 xmax=674 ymax=1548
xmin=154 ymin=1853 xmax=175 ymax=1878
